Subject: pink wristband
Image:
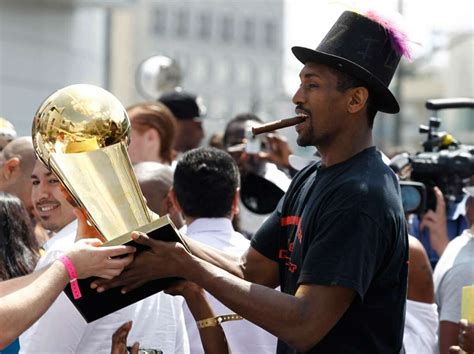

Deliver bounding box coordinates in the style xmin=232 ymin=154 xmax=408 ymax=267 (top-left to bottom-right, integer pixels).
xmin=57 ymin=255 xmax=82 ymax=300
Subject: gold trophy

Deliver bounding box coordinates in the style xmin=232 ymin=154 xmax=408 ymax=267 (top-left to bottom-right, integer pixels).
xmin=32 ymin=84 xmax=186 ymax=322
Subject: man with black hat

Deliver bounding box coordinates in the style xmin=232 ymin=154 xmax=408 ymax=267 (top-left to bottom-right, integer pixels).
xmin=159 ymin=90 xmax=205 ymax=154
xmin=94 ymin=10 xmax=410 ymax=353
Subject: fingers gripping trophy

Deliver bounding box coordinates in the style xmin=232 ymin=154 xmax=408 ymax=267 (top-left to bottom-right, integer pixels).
xmin=32 ymin=84 xmax=187 ymax=322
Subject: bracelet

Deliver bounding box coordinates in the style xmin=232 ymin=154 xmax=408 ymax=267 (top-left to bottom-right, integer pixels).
xmin=57 ymin=255 xmax=82 ymax=300
xmin=196 ymin=314 xmax=243 ymax=329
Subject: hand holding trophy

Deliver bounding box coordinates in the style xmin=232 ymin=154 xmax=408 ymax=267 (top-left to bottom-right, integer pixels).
xmin=32 ymin=84 xmax=188 ymax=322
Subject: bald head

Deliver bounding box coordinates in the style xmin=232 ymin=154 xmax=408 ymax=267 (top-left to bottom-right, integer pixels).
xmin=134 ymin=162 xmax=174 ymax=216
xmin=1 ymin=137 xmax=36 ymax=172
xmin=0 ymin=137 xmax=36 ymax=214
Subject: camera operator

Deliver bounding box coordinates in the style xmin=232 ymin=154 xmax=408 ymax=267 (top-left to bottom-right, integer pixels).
xmin=391 ymin=98 xmax=474 ymax=269
xmin=410 ymin=184 xmax=470 ymax=268
xmin=223 ymin=113 xmax=292 ymax=238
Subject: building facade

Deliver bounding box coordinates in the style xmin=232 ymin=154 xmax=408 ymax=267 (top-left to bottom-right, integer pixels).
xmin=111 ymin=0 xmax=288 ymax=139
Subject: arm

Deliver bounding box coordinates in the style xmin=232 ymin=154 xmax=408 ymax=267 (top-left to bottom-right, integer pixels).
xmin=440 ymin=321 xmax=460 ymax=354
xmin=420 ymin=186 xmax=449 ymax=256
xmin=94 ymin=240 xmax=280 ymax=292
xmin=184 ymin=236 xmax=245 ymax=278
xmin=185 ymin=236 xmax=280 ymax=287
xmin=167 ymin=281 xmax=230 ymax=354
xmin=0 ymin=261 xmax=69 ymax=349
xmin=0 ymin=239 xmax=135 ymax=349
xmin=181 ymin=209 xmax=281 ymax=287
xmin=437 ymin=264 xmax=474 ymax=354
xmin=111 ymin=321 xmax=139 ymax=354
xmin=459 ymin=319 xmax=474 ymax=353
xmin=186 ymin=254 xmax=355 ymax=352
xmin=407 ymin=235 xmax=434 ymax=303
xmin=447 ymin=320 xmax=474 ymax=354
xmin=110 ymin=281 xmax=230 ymax=354
xmin=128 ymin=234 xmax=355 ymax=352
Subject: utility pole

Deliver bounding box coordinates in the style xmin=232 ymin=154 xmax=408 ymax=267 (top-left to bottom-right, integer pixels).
xmin=392 ymin=0 xmax=404 ymax=146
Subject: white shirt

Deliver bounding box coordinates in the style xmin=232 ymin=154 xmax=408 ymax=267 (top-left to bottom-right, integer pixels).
xmin=403 ymin=299 xmax=439 ymax=354
xmin=181 ymin=218 xmax=277 ymax=354
xmin=433 ymin=229 xmax=474 ymax=323
xmin=20 ymin=220 xmax=189 ymax=354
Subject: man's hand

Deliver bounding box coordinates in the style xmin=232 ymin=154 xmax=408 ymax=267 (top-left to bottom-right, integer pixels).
xmin=65 ymin=238 xmax=135 ymax=279
xmin=449 ymin=346 xmax=462 ymax=354
xmin=258 ymin=133 xmax=292 ymax=169
xmin=111 ymin=321 xmax=139 ymax=354
xmin=458 ymin=319 xmax=474 ymax=353
xmin=91 ymin=232 xmax=191 ymax=293
xmin=420 ymin=186 xmax=449 ymax=256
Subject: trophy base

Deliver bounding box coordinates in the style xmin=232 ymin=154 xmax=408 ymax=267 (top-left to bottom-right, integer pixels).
xmin=63 ymin=215 xmax=188 ymax=323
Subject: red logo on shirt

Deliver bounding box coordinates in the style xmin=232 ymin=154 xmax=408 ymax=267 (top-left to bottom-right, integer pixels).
xmin=278 ymin=248 xmax=298 ymax=273
xmin=280 ymin=215 xmax=303 ymax=243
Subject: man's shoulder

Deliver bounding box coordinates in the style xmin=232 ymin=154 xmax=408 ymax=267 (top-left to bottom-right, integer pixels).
xmin=440 ymin=233 xmax=474 ymax=266
xmin=434 ymin=237 xmax=474 ymax=288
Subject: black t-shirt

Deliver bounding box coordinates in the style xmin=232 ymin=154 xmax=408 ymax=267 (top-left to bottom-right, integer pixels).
xmin=251 ymin=147 xmax=408 ymax=354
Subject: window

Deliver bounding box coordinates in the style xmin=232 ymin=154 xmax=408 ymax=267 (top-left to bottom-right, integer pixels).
xmin=152 ymin=8 xmax=167 ymax=35
xmin=198 ymin=13 xmax=212 ymax=39
xmin=238 ymin=62 xmax=252 ymax=85
xmin=243 ymin=18 xmax=255 ymax=45
xmin=175 ymin=9 xmax=189 ymax=37
xmin=221 ymin=15 xmax=234 ymax=42
xmin=264 ymin=20 xmax=277 ymax=49
xmin=216 ymin=60 xmax=230 ymax=83
xmin=193 ymin=56 xmax=209 ymax=81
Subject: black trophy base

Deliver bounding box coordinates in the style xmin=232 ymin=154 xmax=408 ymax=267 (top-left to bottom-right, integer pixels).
xmin=64 ymin=217 xmax=186 ymax=323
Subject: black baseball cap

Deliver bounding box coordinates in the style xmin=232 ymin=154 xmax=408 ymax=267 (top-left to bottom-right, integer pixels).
xmin=158 ymin=90 xmax=206 ymax=121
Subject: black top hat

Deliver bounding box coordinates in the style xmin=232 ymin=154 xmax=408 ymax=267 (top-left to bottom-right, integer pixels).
xmin=159 ymin=91 xmax=205 ymax=120
xmin=292 ymin=11 xmax=405 ymax=113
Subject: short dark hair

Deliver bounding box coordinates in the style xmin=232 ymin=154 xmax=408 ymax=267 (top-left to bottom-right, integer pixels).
xmin=223 ymin=113 xmax=263 ymax=147
xmin=174 ymin=147 xmax=239 ymax=218
xmin=327 ymin=67 xmax=378 ymax=128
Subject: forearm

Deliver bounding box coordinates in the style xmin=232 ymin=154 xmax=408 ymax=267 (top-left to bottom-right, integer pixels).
xmin=0 ymin=261 xmax=68 ymax=349
xmin=186 ymin=256 xmax=317 ymax=351
xmin=184 ymin=236 xmax=244 ymax=278
xmin=0 ymin=271 xmax=43 ymax=297
xmin=182 ymin=286 xmax=230 ymax=354
xmin=440 ymin=321 xmax=460 ymax=354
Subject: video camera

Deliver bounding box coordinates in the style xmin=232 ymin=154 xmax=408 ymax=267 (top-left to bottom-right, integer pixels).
xmin=390 ymin=98 xmax=474 ymax=215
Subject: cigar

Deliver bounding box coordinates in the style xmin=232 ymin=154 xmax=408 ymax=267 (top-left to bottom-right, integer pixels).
xmin=251 ymin=116 xmax=306 ymax=136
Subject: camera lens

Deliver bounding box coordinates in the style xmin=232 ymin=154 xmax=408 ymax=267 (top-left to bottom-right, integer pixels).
xmin=401 ymin=186 xmax=422 ymax=212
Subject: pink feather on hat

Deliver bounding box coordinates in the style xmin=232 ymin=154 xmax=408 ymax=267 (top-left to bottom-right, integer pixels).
xmin=365 ymin=10 xmax=413 ymax=61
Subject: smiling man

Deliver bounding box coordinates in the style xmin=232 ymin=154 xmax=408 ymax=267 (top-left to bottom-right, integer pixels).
xmin=95 ymin=10 xmax=410 ymax=353
xmin=30 ymin=160 xmax=75 ymax=234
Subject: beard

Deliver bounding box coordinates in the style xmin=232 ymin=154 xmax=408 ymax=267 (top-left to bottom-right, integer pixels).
xmin=296 ymin=119 xmax=316 ymax=147
xmin=296 ymin=121 xmax=330 ymax=148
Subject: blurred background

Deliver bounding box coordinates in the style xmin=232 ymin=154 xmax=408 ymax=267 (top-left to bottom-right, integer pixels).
xmin=0 ymin=0 xmax=473 ymax=156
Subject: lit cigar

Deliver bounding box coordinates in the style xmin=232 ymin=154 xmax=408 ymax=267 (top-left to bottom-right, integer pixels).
xmin=251 ymin=116 xmax=306 ymax=136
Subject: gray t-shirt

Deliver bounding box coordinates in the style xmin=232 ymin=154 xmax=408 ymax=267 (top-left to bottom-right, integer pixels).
xmin=433 ymin=229 xmax=474 ymax=322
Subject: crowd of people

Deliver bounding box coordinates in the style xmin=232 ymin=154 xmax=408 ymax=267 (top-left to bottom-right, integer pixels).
xmin=0 ymin=9 xmax=473 ymax=354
